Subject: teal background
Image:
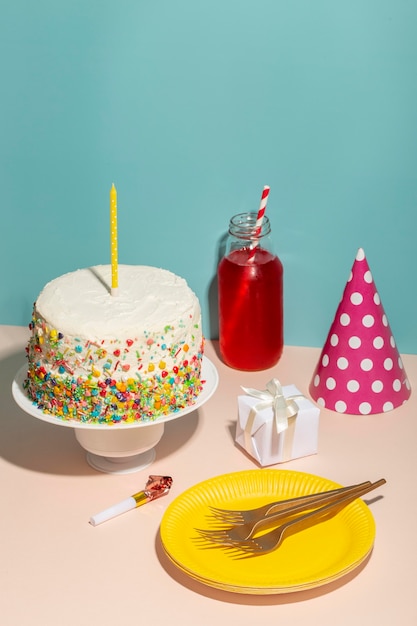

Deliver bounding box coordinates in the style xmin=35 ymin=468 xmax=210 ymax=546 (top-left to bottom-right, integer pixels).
xmin=1 ymin=1 xmax=416 ymax=352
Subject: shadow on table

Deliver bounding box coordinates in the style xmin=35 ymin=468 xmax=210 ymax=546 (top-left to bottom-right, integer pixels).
xmin=154 ymin=529 xmax=372 ymax=604
xmin=0 ymin=350 xmax=199 ymax=476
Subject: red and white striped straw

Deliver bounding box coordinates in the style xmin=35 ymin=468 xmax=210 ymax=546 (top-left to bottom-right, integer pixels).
xmin=254 ymin=185 xmax=270 ymax=236
xmin=249 ymin=185 xmax=270 ymax=259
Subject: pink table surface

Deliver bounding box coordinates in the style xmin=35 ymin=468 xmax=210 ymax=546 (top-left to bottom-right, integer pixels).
xmin=1 ymin=325 xmax=416 ymax=626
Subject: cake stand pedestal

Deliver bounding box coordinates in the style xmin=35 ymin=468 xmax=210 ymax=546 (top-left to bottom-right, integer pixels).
xmin=74 ymin=422 xmax=165 ymax=474
xmin=12 ymin=357 xmax=218 ymax=475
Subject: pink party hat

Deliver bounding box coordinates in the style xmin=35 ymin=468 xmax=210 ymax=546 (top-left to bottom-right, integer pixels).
xmin=309 ymin=248 xmax=411 ymax=415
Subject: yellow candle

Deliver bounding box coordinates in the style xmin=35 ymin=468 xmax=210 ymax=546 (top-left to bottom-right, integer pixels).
xmin=110 ymin=183 xmax=118 ymax=295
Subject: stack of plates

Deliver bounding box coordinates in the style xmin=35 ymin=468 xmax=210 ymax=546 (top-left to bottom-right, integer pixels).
xmin=160 ymin=469 xmax=376 ymax=594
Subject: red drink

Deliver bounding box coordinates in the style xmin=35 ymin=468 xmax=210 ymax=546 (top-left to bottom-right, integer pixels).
xmin=218 ymin=246 xmax=283 ymax=370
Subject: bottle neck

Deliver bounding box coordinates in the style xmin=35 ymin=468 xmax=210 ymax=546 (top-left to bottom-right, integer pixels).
xmin=228 ymin=212 xmax=271 ymax=240
xmin=226 ymin=212 xmax=274 ymax=258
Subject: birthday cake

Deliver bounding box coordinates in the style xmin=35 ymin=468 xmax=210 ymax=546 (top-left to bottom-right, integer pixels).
xmin=24 ymin=265 xmax=204 ymax=424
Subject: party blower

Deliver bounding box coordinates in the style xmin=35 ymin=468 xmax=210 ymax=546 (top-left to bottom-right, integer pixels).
xmin=90 ymin=475 xmax=173 ymax=526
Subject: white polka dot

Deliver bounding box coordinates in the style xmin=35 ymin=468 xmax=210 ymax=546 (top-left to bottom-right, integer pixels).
xmin=356 ymin=248 xmax=365 ymax=261
xmin=362 ymin=314 xmax=375 ymax=328
xmin=347 ymin=271 xmax=353 ymax=283
xmin=371 ymin=380 xmax=383 ymax=393
xmin=337 ymin=357 xmax=349 ymax=370
xmin=349 ymin=336 xmax=361 ymax=349
xmin=359 ymin=402 xmax=372 ymax=414
xmin=390 ymin=336 xmax=396 ymax=348
xmin=330 ymin=334 xmax=339 ymax=346
xmin=383 ymin=402 xmax=394 ymax=412
xmin=322 ymin=354 xmax=329 ymax=367
xmin=360 ymin=358 xmax=373 ymax=371
xmin=340 ymin=313 xmax=350 ymax=326
xmin=373 ymin=336 xmax=384 ymax=349
xmin=382 ymin=314 xmax=388 ymax=327
xmin=405 ymin=378 xmax=411 ymax=390
xmin=398 ymin=357 xmax=404 ymax=369
xmin=347 ymin=380 xmax=360 ymax=392
xmin=326 ymin=377 xmax=336 ymax=390
xmin=384 ymin=358 xmax=393 ymax=371
xmin=335 ymin=400 xmax=347 ymax=413
xmin=350 ymin=292 xmax=363 ymax=305
xmin=364 ymin=270 xmax=373 ymax=283
xmin=393 ymin=379 xmax=401 ymax=392
xmin=313 ymin=374 xmax=320 ymax=386
xmin=373 ymin=292 xmax=380 ymax=305
xmin=317 ymin=397 xmax=325 ymax=407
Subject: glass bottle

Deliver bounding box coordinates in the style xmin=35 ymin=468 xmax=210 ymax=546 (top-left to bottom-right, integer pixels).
xmin=218 ymin=212 xmax=283 ymax=370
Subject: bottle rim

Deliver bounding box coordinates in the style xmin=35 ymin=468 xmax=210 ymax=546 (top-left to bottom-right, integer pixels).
xmin=228 ymin=212 xmax=271 ymax=238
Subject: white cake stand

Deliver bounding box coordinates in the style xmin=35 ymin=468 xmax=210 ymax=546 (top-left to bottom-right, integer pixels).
xmin=12 ymin=357 xmax=218 ymax=475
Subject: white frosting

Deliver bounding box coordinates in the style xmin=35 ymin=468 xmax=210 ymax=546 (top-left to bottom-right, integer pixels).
xmin=36 ymin=265 xmax=200 ymax=340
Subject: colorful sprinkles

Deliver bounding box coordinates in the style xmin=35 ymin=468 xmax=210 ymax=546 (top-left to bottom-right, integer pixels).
xmin=24 ymin=309 xmax=205 ymax=424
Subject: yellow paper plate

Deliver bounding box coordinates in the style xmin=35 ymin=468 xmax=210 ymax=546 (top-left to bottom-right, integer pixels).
xmin=160 ymin=469 xmax=376 ymax=594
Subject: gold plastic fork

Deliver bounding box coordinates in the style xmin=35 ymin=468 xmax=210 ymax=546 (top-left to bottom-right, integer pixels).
xmin=196 ymin=479 xmax=386 ymax=555
xmin=207 ymin=480 xmax=371 ymax=526
xmin=197 ymin=480 xmax=375 ymax=543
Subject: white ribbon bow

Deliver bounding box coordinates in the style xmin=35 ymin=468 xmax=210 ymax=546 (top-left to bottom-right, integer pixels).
xmin=241 ymin=378 xmax=301 ymax=434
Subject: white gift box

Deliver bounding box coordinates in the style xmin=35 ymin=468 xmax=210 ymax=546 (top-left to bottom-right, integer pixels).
xmin=235 ymin=380 xmax=320 ymax=466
